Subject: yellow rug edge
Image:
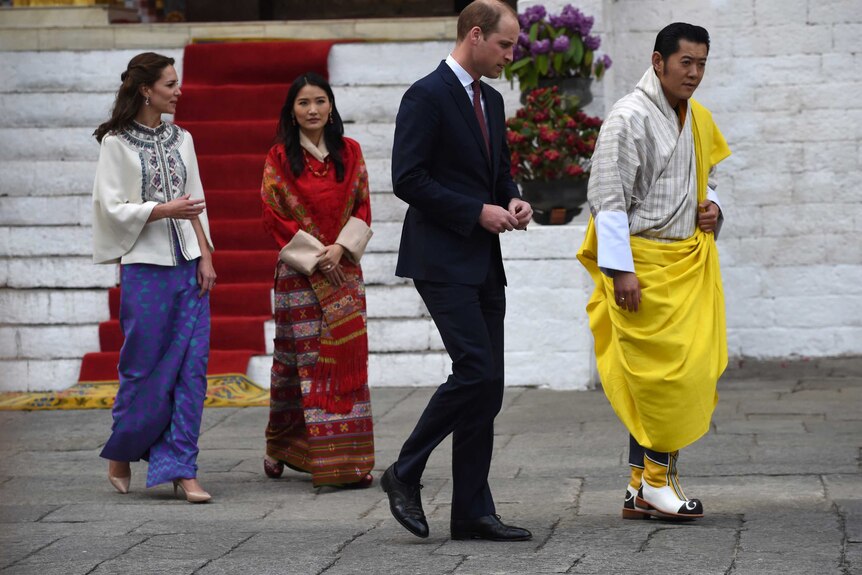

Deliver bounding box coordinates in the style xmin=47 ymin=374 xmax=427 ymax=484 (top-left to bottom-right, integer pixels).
xmin=0 ymin=373 xmax=270 ymax=411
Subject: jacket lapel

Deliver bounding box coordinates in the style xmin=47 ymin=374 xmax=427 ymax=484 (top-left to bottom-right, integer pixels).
xmin=438 ymin=63 xmax=492 ymax=171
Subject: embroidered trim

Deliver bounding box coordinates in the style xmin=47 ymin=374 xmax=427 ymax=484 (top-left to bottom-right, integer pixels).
xmin=116 ymin=121 xmax=187 ymax=205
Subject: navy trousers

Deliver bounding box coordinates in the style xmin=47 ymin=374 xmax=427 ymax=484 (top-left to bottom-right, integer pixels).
xmin=395 ymin=260 xmax=506 ymax=520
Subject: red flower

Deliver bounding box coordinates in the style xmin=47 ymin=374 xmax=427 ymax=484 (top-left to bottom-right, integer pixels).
xmin=565 ymin=164 xmax=584 ymax=177
xmin=506 ymin=86 xmax=603 ymax=183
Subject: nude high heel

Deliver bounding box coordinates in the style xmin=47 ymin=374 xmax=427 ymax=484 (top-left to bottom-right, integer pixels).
xmin=173 ymin=479 xmax=211 ymax=503
xmin=107 ymin=461 xmax=131 ymax=494
xmin=108 ymin=473 xmax=131 ymax=494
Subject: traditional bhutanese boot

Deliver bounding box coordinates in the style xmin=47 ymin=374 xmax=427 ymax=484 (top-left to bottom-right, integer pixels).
xmin=622 ymin=465 xmax=650 ymax=520
xmin=636 ymin=451 xmax=703 ymax=521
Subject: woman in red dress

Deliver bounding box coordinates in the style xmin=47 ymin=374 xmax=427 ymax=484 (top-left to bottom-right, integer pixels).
xmin=260 ymin=72 xmax=375 ymax=489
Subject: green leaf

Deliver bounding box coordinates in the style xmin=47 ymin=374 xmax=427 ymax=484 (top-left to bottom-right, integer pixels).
xmin=567 ymin=36 xmax=584 ymax=66
xmin=552 ymin=53 xmax=563 ymax=74
xmin=526 ymin=67 xmax=539 ymax=90
xmin=529 ymin=22 xmax=539 ymax=43
xmin=537 ymin=54 xmax=549 ymax=75
xmin=509 ymin=58 xmax=532 ymax=72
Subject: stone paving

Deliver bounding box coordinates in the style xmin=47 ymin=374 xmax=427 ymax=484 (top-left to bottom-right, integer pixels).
xmin=0 ymin=358 xmax=860 ymax=575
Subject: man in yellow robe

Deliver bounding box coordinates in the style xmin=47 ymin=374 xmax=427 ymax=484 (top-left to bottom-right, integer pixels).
xmin=577 ymin=22 xmax=731 ymax=521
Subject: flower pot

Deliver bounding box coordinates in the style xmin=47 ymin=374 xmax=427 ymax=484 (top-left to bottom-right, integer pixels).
xmin=519 ymin=178 xmax=589 ymax=225
xmin=520 ymin=77 xmax=593 ymax=108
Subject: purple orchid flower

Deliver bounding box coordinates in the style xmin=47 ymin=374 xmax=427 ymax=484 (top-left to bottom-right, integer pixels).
xmin=530 ymin=39 xmax=552 ymax=55
xmin=552 ymin=36 xmax=570 ymax=53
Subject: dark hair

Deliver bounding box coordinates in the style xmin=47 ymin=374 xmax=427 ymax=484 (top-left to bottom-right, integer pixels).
xmin=653 ymin=22 xmax=710 ymax=60
xmin=276 ymin=72 xmax=346 ymax=182
xmin=93 ymin=52 xmax=175 ymax=143
xmin=457 ymin=0 xmax=517 ymax=41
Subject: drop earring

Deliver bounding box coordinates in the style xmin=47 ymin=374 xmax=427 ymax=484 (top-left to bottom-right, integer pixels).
xmin=145 ymin=95 xmax=150 ymax=106
xmin=328 ymin=113 xmax=334 ymax=125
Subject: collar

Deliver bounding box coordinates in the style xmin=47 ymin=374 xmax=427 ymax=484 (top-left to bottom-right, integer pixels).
xmin=446 ymin=54 xmax=477 ymax=90
xmin=131 ymin=120 xmax=168 ymax=136
xmin=299 ymin=131 xmax=329 ymax=162
xmin=636 ymin=67 xmax=678 ymax=123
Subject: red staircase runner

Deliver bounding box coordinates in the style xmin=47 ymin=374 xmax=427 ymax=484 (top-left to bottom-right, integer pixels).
xmin=78 ymin=40 xmax=337 ymax=382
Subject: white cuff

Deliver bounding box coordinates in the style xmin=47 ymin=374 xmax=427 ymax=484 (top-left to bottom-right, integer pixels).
xmin=335 ymin=216 xmax=373 ymax=263
xmin=595 ymin=210 xmax=634 ymax=277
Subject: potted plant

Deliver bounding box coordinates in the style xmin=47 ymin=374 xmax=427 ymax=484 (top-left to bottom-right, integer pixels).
xmin=506 ymin=4 xmax=612 ymax=106
xmin=507 ymin=86 xmax=602 ymax=225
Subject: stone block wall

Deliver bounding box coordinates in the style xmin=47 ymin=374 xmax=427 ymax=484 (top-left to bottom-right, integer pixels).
xmin=0 ymin=42 xmax=598 ymax=392
xmin=521 ymin=0 xmax=862 ymax=358
xmin=1 ymin=0 xmax=860 ymax=391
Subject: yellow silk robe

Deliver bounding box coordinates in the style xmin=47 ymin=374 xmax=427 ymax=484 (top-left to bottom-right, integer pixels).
xmin=578 ymin=99 xmax=732 ymax=453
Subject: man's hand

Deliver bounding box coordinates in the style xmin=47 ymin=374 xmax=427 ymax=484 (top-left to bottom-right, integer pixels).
xmin=697 ymin=200 xmax=720 ymax=233
xmin=613 ymin=271 xmax=641 ymax=312
xmin=508 ymin=198 xmax=533 ymax=230
xmin=479 ymin=204 xmax=518 ymax=234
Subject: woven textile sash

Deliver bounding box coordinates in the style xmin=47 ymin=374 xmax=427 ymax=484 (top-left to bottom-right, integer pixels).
xmin=261 ymin=144 xmax=370 ymax=413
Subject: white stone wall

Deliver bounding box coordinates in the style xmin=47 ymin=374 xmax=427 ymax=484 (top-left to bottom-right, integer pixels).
xmin=522 ymin=0 xmax=862 ymax=358
xmin=2 ymin=0 xmax=861 ymax=391
xmin=0 ymin=43 xmax=597 ymax=392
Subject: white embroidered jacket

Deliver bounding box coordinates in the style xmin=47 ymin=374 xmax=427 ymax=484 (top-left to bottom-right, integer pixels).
xmin=92 ymin=121 xmax=213 ymax=265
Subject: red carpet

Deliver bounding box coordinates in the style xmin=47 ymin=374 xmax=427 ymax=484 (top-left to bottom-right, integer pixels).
xmin=78 ymin=40 xmax=337 ymax=382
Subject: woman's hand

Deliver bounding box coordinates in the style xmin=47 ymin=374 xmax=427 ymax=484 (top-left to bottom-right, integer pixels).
xmin=149 ymin=194 xmax=206 ymax=221
xmin=317 ymin=244 xmax=346 ymax=287
xmin=196 ymin=256 xmax=216 ymax=298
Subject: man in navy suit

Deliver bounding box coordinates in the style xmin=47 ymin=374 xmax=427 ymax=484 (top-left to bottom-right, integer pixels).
xmin=381 ymin=0 xmax=533 ymax=542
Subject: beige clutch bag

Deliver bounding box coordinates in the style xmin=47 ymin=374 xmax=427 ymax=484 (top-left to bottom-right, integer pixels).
xmin=278 ymin=230 xmax=326 ymax=275
xmin=335 ymin=216 xmax=373 ymax=263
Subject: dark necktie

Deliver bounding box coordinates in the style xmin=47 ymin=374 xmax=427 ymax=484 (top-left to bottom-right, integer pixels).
xmin=471 ymin=80 xmax=490 ymax=157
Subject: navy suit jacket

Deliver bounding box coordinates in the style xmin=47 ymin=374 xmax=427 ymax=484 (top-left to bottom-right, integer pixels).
xmin=392 ymin=61 xmax=521 ymax=285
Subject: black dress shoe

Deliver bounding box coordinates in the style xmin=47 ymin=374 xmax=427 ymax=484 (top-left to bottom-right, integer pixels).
xmin=381 ymin=464 xmax=429 ymax=538
xmin=450 ymin=514 xmax=532 ymax=541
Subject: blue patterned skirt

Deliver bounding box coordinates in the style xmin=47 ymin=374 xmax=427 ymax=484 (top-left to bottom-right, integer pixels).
xmin=100 ymin=252 xmax=210 ymax=488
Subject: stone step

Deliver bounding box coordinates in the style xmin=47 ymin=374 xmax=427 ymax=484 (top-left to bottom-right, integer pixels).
xmin=0 ymin=188 xmax=404 ymax=228
xmin=0 ymin=350 xmax=455 ymax=393
xmin=0 ymin=252 xmax=405 ymax=288
xmin=0 ymin=314 xmax=444 ymax=360
xmin=0 ymin=156 xmax=394 ymax=197
xmin=0 ymin=84 xmax=412 ymax=129
xmin=0 ymin=288 xmax=110 ymax=325
xmin=1 ymin=226 xmax=585 ymax=287
xmin=0 ymin=123 xmax=398 ymax=161
xmin=0 ymin=42 xmax=451 ymax=93
xmin=0 ymin=221 xmax=403 ymax=256
xmin=0 ymin=343 xmax=595 ymax=392
xmin=0 ymin=195 xmax=91 ymax=227
xmin=247 ymin=351 xmax=452 ymax=391
xmin=0 ymin=358 xmax=83 ymax=392
xmin=0 ymin=49 xmax=185 ymax=94
xmin=0 ymin=283 xmax=426 ymax=328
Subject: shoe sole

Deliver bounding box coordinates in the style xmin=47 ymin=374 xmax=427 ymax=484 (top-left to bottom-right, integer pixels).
xmin=622 ymin=506 xmax=651 ymax=520
xmin=635 ymin=497 xmax=703 ymax=521
xmin=450 ymin=533 xmax=533 ymax=542
xmin=381 ymin=473 xmax=429 ymax=539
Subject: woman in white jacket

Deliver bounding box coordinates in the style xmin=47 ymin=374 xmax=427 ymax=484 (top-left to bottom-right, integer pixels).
xmin=92 ymin=52 xmax=215 ymax=503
